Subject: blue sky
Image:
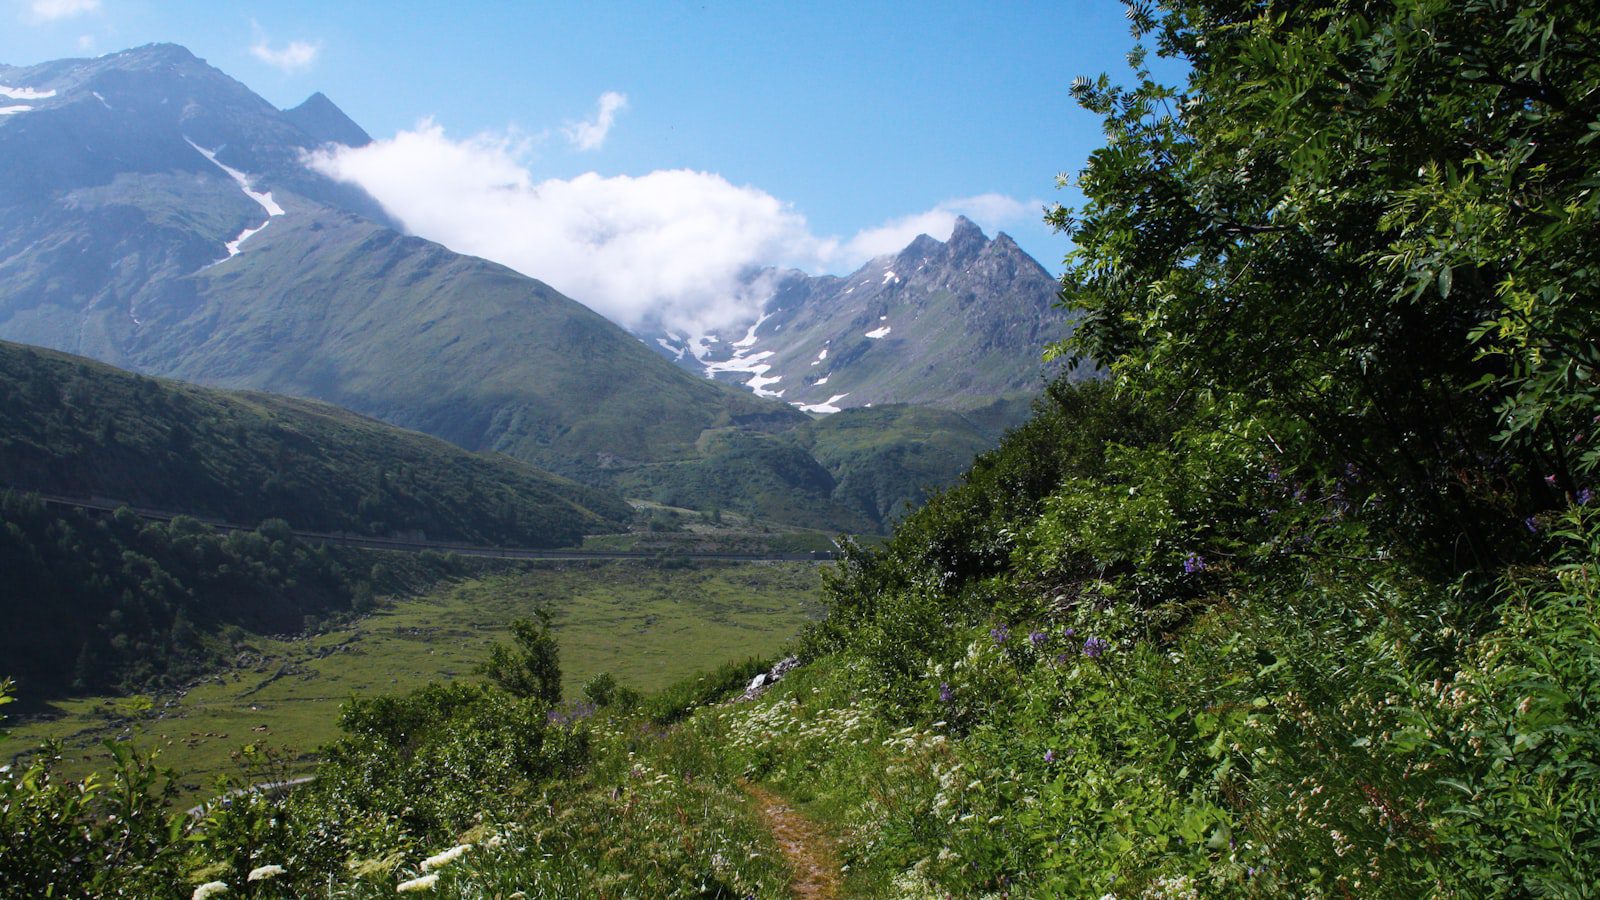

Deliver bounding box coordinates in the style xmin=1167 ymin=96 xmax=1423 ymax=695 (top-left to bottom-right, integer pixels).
xmin=3 ymin=0 xmax=1179 ymax=331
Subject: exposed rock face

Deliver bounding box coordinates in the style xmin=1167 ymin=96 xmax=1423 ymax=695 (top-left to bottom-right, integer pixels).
xmin=648 ymin=216 xmax=1077 ymax=412
xmin=741 ymin=655 xmax=801 ymax=702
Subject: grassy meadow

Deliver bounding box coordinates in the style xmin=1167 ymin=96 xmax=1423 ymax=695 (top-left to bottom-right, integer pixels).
xmin=1 ymin=560 xmax=823 ymax=808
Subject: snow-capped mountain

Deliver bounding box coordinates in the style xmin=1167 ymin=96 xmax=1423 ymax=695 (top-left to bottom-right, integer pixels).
xmin=649 ymin=216 xmax=1075 ymax=412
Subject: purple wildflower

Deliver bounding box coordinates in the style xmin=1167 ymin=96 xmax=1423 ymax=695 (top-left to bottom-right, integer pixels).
xmin=990 ymin=624 xmax=1010 ymax=645
xmin=1029 ymin=630 xmax=1047 ymax=649
xmin=939 ymin=682 xmax=953 ymax=703
xmin=1043 ymin=749 xmax=1056 ymax=763
xmin=1183 ymin=553 xmax=1207 ymax=574
xmin=1063 ymin=627 xmax=1076 ymax=638
xmin=1054 ymin=652 xmax=1071 ymax=666
xmin=1525 ymin=516 xmax=1540 ymax=534
xmin=1579 ymin=488 xmax=1593 ymax=506
xmin=1082 ymin=636 xmax=1109 ymax=658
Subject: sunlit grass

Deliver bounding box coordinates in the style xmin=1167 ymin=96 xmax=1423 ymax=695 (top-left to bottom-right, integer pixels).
xmin=1 ymin=560 xmax=822 ymax=808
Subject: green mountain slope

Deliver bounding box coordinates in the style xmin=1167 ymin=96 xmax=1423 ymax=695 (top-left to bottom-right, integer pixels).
xmin=0 ymin=43 xmax=1035 ymax=533
xmin=130 ymin=207 xmax=798 ymax=478
xmin=0 ymin=44 xmax=802 ymax=485
xmin=0 ymin=339 xmax=631 ymax=545
xmin=612 ymin=401 xmax=1028 ymax=533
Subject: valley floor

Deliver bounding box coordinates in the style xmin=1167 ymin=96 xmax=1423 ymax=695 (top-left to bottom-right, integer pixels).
xmin=1 ymin=561 xmax=822 ymax=810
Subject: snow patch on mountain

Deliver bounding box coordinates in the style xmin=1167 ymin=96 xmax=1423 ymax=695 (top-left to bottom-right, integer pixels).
xmin=704 ymin=348 xmax=784 ymax=399
xmin=187 ymin=139 xmax=287 ymax=261
xmin=187 ymin=139 xmax=286 ymax=217
xmin=0 ymin=85 xmax=55 ymax=100
xmin=796 ymin=393 xmax=850 ymax=414
xmin=864 ymin=324 xmax=891 ymax=339
xmin=0 ymin=105 xmax=32 ymax=116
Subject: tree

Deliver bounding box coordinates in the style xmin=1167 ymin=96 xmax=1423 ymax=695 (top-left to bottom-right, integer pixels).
xmin=1053 ymin=0 xmax=1600 ymax=573
xmin=480 ymin=611 xmax=562 ymax=704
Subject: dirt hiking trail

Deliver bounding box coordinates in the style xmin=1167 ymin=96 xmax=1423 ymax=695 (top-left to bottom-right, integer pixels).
xmin=741 ymin=780 xmax=843 ymax=899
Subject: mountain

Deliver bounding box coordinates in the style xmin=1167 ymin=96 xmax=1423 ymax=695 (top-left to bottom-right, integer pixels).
xmin=613 ymin=398 xmax=1028 ymax=532
xmin=0 ymin=339 xmax=631 ymax=546
xmin=649 ymin=216 xmax=1077 ymax=412
xmin=0 ymin=44 xmax=1055 ymax=530
xmin=0 ymin=44 xmax=800 ymax=483
xmin=282 ymin=91 xmax=373 ymax=148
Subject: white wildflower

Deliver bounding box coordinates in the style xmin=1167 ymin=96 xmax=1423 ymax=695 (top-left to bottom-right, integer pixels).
xmin=397 ymin=873 xmax=440 ymax=892
xmin=247 ymin=864 xmax=285 ymax=881
xmin=421 ymin=843 xmax=471 ymax=871
xmin=192 ymin=883 xmax=229 ymax=900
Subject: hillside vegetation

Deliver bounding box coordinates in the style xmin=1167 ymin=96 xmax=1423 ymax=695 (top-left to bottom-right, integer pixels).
xmin=0 ymin=493 xmax=481 ymax=701
xmin=616 ymin=402 xmax=1029 ymax=533
xmin=1 ymin=562 xmax=822 ymax=810
xmin=0 ymin=339 xmax=630 ymax=701
xmin=0 ymin=340 xmax=631 ymax=545
xmin=5 ymin=0 xmax=1600 ymax=896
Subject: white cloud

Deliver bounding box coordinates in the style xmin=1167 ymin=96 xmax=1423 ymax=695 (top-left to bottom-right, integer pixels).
xmin=28 ymin=0 xmax=99 ymax=22
xmin=250 ymin=35 xmax=320 ymax=74
xmin=307 ymin=119 xmax=828 ymax=334
xmin=562 ymin=91 xmax=627 ymax=151
xmin=306 ymin=120 xmax=1034 ymax=336
xmin=76 ymin=32 xmax=94 ymax=51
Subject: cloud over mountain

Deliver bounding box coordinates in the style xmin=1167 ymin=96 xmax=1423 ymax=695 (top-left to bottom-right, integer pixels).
xmin=307 ymin=120 xmax=1036 ymax=335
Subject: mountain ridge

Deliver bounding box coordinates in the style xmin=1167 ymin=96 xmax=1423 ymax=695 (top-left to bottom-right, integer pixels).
xmin=0 ymin=44 xmax=807 ymax=484
xmin=646 ymin=215 xmax=1077 ymax=412
xmin=0 ymin=43 xmax=1063 ymax=531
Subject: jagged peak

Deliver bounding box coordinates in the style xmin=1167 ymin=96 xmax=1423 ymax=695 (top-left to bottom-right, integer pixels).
xmin=900 ymin=233 xmax=944 ymax=258
xmin=947 ymin=215 xmax=989 ymax=259
xmin=283 ymin=90 xmax=373 ymax=148
xmin=950 ymin=215 xmax=986 ymax=242
xmin=990 ymin=231 xmax=1025 ymax=253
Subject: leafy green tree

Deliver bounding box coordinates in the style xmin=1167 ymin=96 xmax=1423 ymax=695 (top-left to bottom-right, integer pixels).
xmin=1052 ymin=0 xmax=1599 ymax=573
xmin=480 ymin=611 xmax=562 ymax=704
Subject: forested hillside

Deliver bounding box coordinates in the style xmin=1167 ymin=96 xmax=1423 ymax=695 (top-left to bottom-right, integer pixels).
xmin=0 ymin=339 xmax=628 ymax=703
xmin=0 ymin=494 xmax=470 ymax=700
xmin=4 ymin=0 xmax=1598 ymax=895
xmin=0 ymin=340 xmax=631 ymax=546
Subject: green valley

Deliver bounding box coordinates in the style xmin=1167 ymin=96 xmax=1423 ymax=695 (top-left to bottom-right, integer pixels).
xmin=2 ymin=562 xmax=823 ymax=810
xmin=5 ymin=1 xmax=1600 ymax=897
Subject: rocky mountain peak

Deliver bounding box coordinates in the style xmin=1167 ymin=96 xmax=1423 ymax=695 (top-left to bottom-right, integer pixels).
xmin=122 ymin=42 xmax=200 ymax=64
xmin=900 ymin=233 xmax=944 ymax=260
xmin=947 ymin=215 xmax=989 ymax=260
xmin=284 ymin=91 xmax=373 ymax=148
